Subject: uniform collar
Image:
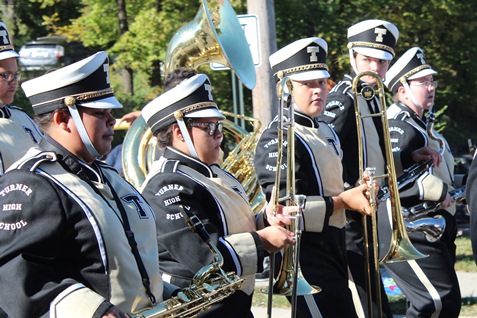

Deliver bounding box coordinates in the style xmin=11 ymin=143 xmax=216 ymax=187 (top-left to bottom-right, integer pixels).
xmin=346 ymin=72 xmax=370 ymax=91
xmin=285 ymin=107 xmax=319 ymax=128
xmin=39 ymin=135 xmax=103 ymax=183
xmin=396 ymin=102 xmax=425 ymax=126
xmin=164 ymin=146 xmax=217 ymax=178
xmin=0 ymin=105 xmax=11 ymax=119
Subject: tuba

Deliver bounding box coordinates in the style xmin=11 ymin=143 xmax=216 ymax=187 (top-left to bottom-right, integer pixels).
xmin=164 ymin=0 xmax=255 ymax=90
xmin=120 ymin=0 xmax=265 ymax=213
xmin=265 ymin=77 xmax=321 ymax=318
xmin=352 ymin=71 xmax=427 ymax=317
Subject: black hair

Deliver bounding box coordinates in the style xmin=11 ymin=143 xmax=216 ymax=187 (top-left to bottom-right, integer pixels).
xmin=164 ymin=68 xmax=197 ymax=92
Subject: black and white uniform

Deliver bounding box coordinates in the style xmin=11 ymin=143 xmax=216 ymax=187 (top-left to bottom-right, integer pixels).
xmin=0 ymin=105 xmax=42 ymax=175
xmin=141 ymin=147 xmax=265 ymax=318
xmin=254 ymin=108 xmax=357 ymax=318
xmin=385 ymin=102 xmax=461 ymax=318
xmin=321 ymin=74 xmax=392 ymax=318
xmin=0 ymin=136 xmax=162 ymax=318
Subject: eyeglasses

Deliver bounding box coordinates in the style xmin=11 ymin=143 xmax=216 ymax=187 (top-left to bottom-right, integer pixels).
xmin=410 ymin=80 xmax=438 ymax=89
xmin=0 ymin=73 xmax=21 ymax=82
xmin=188 ymin=121 xmax=223 ymax=136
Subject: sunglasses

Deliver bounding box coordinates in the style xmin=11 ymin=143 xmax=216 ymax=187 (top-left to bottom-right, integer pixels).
xmin=188 ymin=121 xmax=223 ymax=136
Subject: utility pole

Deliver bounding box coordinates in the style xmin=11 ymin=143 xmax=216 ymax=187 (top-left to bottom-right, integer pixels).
xmin=247 ymin=0 xmax=277 ymax=127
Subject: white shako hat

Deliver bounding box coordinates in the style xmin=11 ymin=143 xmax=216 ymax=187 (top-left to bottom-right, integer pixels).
xmin=0 ymin=22 xmax=19 ymax=60
xmin=22 ymin=51 xmax=121 ymax=159
xmin=347 ymin=19 xmax=399 ymax=61
xmin=142 ymin=73 xmax=225 ymax=136
xmin=22 ymin=51 xmax=121 ymax=115
xmin=385 ymin=47 xmax=437 ymax=93
xmin=269 ymin=37 xmax=330 ymax=82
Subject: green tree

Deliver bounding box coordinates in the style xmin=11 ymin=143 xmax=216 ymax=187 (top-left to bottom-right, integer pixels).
xmin=3 ymin=0 xmax=477 ymax=154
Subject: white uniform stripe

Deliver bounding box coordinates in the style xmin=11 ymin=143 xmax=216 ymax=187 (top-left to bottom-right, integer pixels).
xmin=408 ymin=259 xmax=442 ymax=317
xmin=348 ymin=266 xmax=366 ymax=318
xmin=176 ymin=170 xmax=230 ymax=236
xmin=219 ymin=237 xmax=243 ymax=276
xmin=304 ymin=294 xmax=323 ymax=317
xmin=38 ymin=170 xmax=108 ymax=270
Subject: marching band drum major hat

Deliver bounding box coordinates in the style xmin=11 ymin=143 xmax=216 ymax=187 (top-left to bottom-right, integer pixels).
xmin=0 ymin=22 xmax=19 ymax=61
xmin=347 ymin=19 xmax=399 ymax=61
xmin=269 ymin=37 xmax=330 ymax=82
xmin=384 ymin=47 xmax=437 ymax=94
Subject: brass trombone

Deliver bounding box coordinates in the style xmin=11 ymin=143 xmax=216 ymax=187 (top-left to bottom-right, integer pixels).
xmin=265 ymin=76 xmax=320 ymax=318
xmin=352 ymin=71 xmax=427 ymax=317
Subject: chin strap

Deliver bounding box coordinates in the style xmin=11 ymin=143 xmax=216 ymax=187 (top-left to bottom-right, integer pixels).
xmin=175 ymin=115 xmax=199 ymax=159
xmin=349 ymin=49 xmax=359 ymax=75
xmin=402 ymin=81 xmax=424 ymax=112
xmin=67 ymin=102 xmax=101 ymax=159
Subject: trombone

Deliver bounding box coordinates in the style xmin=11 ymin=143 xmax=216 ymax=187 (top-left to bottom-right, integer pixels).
xmin=352 ymin=71 xmax=427 ymax=318
xmin=265 ymin=76 xmax=320 ymax=318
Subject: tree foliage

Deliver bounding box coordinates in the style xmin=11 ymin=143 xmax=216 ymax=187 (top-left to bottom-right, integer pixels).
xmin=274 ymin=0 xmax=477 ymax=154
xmin=2 ymin=0 xmax=477 ymax=153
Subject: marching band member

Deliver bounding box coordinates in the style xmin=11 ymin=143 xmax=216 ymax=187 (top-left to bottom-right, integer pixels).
xmin=0 ymin=21 xmax=42 ymax=176
xmin=384 ymin=47 xmax=461 ymax=317
xmin=320 ymin=19 xmax=399 ymax=317
xmin=0 ymin=52 xmax=163 ymax=318
xmin=253 ymin=37 xmax=376 ymax=318
xmin=140 ymin=73 xmax=296 ymax=317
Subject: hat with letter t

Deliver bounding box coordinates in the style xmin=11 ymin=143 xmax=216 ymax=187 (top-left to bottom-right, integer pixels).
xmin=385 ymin=47 xmax=437 ymax=94
xmin=21 ymin=51 xmax=122 ymax=159
xmin=0 ymin=22 xmax=19 ymax=61
xmin=347 ymin=19 xmax=399 ymax=61
xmin=269 ymin=37 xmax=330 ymax=82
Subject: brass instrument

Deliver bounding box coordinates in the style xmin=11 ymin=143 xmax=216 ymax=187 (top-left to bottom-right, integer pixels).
xmin=376 ymin=159 xmax=446 ymax=242
xmin=402 ymin=185 xmax=465 ymax=242
xmin=220 ymin=111 xmax=265 ymax=213
xmin=402 ymin=205 xmax=446 ymax=243
xmin=120 ymin=0 xmax=264 ymax=213
xmin=265 ymin=77 xmax=320 ymax=318
xmin=130 ymin=205 xmax=243 ymax=318
xmin=164 ymin=0 xmax=255 ymax=90
xmin=352 ymin=71 xmax=427 ymax=317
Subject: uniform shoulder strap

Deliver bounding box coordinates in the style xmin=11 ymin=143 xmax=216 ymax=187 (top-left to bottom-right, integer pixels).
xmin=13 ymin=151 xmax=57 ymax=172
xmin=161 ymin=159 xmax=180 ymax=173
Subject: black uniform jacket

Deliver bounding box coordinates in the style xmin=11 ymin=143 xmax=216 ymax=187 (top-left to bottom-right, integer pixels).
xmin=141 ymin=147 xmax=264 ymax=296
xmin=321 ymin=73 xmax=386 ymax=186
xmin=0 ymin=136 xmax=161 ymax=317
xmin=254 ymin=108 xmax=341 ymax=231
xmin=254 ymin=108 xmax=358 ymax=316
